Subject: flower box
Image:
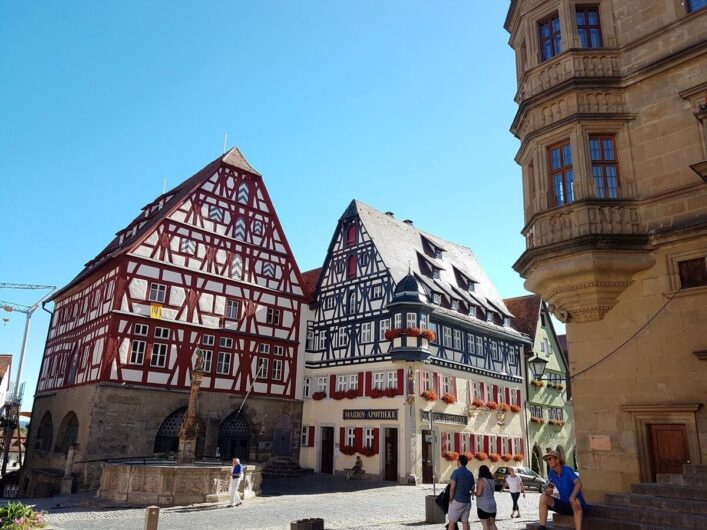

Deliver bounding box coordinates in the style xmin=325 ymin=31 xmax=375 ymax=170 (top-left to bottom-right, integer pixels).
xmin=345 ymin=389 xmax=358 ymax=399
xmin=370 ymin=388 xmax=385 ymax=399
xmin=340 ymin=445 xmax=356 ymax=456
xmin=472 ymin=398 xmax=485 ymax=408
xmin=549 ymin=419 xmax=566 ymax=426
xmin=513 ymin=453 xmax=524 ymax=462
xmin=486 ymin=401 xmax=499 ymax=410
xmin=358 ymin=446 xmax=376 ymax=457
xmin=489 ymin=453 xmax=501 ymax=463
xmin=312 ymin=391 xmax=326 ymax=401
xmin=420 ymin=390 xmax=438 ymax=402
xmin=530 ymin=416 xmax=544 ymax=424
xmin=548 ymin=383 xmax=565 ymax=391
xmin=384 ymin=328 xmax=403 ymax=340
xmin=420 ymin=329 xmax=436 ymax=341
xmin=441 ymin=393 xmax=456 ymax=404
xmin=501 ymin=453 xmax=513 ymax=462
xmin=383 ymin=387 xmax=397 ymax=398
xmin=510 ymin=404 xmax=522 ymax=413
xmin=462 ymin=451 xmax=475 ymax=461
xmin=332 ymin=391 xmax=346 ymax=400
xmin=475 ymin=451 xmax=488 ymax=461
xmin=498 ymin=403 xmax=510 ymax=412
xmin=443 ymin=451 xmax=459 ymax=462
xmin=405 ymin=327 xmax=421 ymax=337
xmin=531 ymin=380 xmax=545 ymax=388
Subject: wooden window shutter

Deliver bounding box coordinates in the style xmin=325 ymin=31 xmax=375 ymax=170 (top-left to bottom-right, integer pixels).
xmin=330 ymin=374 xmax=336 ymax=394
xmin=484 ymin=435 xmax=490 ymax=453
xmin=339 ymin=427 xmax=345 ymax=448
xmin=419 ymin=368 xmax=424 ymax=392
xmin=434 ymin=374 xmax=441 ymax=395
xmin=354 ymin=428 xmax=363 ymax=451
xmin=308 ymin=426 xmax=315 ymax=447
xmin=520 ymin=438 xmax=525 ymax=454
xmin=515 ymin=389 xmax=521 ymax=406
xmin=454 ymin=433 xmax=461 ymax=452
xmin=365 ymin=372 xmax=372 ymax=395
xmin=451 ymin=377 xmax=458 ymax=400
xmin=358 ymin=372 xmax=365 ymax=396
xmin=397 ymin=369 xmax=404 ymax=395
xmin=493 ymin=384 xmax=499 ymax=402
xmin=505 ymin=387 xmax=511 ymax=404
xmin=497 ymin=437 xmax=502 ymax=454
xmin=441 ymin=432 xmax=447 ymax=455
xmin=471 ymin=434 xmax=477 ymax=452
xmin=480 ymin=382 xmax=486 ymax=400
xmin=373 ymin=428 xmax=380 ymax=453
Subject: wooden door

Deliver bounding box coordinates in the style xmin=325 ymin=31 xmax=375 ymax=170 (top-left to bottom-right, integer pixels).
xmin=384 ymin=428 xmax=398 ymax=481
xmin=648 ymin=423 xmax=689 ymax=480
xmin=320 ymin=427 xmax=334 ymax=474
xmin=422 ymin=429 xmax=433 ymax=484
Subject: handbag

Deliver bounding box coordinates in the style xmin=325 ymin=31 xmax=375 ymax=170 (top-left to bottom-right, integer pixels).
xmin=435 ymin=484 xmax=451 ymax=512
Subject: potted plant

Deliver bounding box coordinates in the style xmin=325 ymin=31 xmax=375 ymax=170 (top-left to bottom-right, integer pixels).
xmin=405 ymin=327 xmax=422 ymax=337
xmin=475 ymin=451 xmax=488 ymax=461
xmin=345 ymin=389 xmax=358 ymax=399
xmin=443 ymin=451 xmax=460 ymax=462
xmin=486 ymin=401 xmax=499 ymax=410
xmin=384 ymin=328 xmax=402 ymax=340
xmin=441 ymin=392 xmax=456 ymax=404
xmin=420 ymin=329 xmax=436 ymax=341
xmin=359 ymin=446 xmax=376 ymax=457
xmin=463 ymin=451 xmax=475 ymax=461
xmin=510 ymin=404 xmax=522 ymax=413
xmin=498 ymin=403 xmax=510 ymax=412
xmin=531 ymin=379 xmax=545 ymax=388
xmin=383 ymin=387 xmax=397 ymax=398
xmin=420 ymin=390 xmax=438 ymax=402
xmin=530 ymin=416 xmax=544 ymax=424
xmin=489 ymin=453 xmax=501 ymax=463
xmin=340 ymin=445 xmax=356 ymax=456
xmin=472 ymin=398 xmax=485 ymax=408
xmin=513 ymin=453 xmax=524 ymax=462
xmin=370 ymin=388 xmax=385 ymax=399
xmin=312 ymin=391 xmax=326 ymax=400
xmin=501 ymin=453 xmax=513 ymax=462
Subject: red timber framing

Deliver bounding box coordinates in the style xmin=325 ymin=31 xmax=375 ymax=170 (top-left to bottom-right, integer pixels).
xmin=36 ymin=148 xmax=307 ymax=400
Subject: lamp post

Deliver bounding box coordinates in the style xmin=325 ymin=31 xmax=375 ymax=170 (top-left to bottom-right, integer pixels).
xmin=529 ymin=356 xmax=549 ymax=380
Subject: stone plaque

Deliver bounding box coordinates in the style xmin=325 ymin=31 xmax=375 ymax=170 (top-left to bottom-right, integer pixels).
xmin=589 ymin=434 xmax=612 ymax=451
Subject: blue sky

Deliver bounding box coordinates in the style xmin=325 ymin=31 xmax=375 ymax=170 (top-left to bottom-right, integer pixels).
xmin=0 ymin=1 xmax=536 ymax=411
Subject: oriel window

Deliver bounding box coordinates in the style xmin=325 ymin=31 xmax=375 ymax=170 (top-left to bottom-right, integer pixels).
xmin=589 ymin=135 xmax=619 ymax=198
xmin=548 ymin=141 xmax=574 ymax=206
xmin=576 ymin=6 xmax=602 ymax=48
xmin=539 ymin=13 xmax=561 ymax=61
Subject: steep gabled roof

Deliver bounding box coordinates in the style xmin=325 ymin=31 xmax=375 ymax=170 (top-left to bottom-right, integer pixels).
xmin=301 ymin=267 xmax=323 ymax=301
xmin=348 ymin=200 xmax=512 ymax=317
xmin=52 ymin=148 xmax=261 ymax=301
xmin=503 ymin=294 xmax=542 ymax=338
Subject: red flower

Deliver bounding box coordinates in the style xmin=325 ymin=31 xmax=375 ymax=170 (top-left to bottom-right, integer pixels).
xmin=383 ymin=387 xmax=397 ymax=398
xmin=370 ymin=388 xmax=384 ymax=399
xmin=420 ymin=390 xmax=438 ymax=401
xmin=472 ymin=398 xmax=485 ymax=408
xmin=340 ymin=445 xmax=356 ymax=456
xmin=384 ymin=328 xmax=403 ymax=340
xmin=332 ymin=391 xmax=346 ymax=400
xmin=501 ymin=453 xmax=513 ymax=462
xmin=510 ymin=404 xmax=522 ymax=413
xmin=441 ymin=393 xmax=456 ymax=404
xmin=358 ymin=445 xmax=376 ymax=457
xmin=489 ymin=453 xmax=501 ymax=462
xmin=475 ymin=451 xmax=488 ymax=461
xmin=420 ymin=329 xmax=436 ymax=341
xmin=463 ymin=451 xmax=475 ymax=461
xmin=345 ymin=389 xmax=358 ymax=399
xmin=312 ymin=391 xmax=326 ymax=401
xmin=498 ymin=403 xmax=510 ymax=412
xmin=443 ymin=451 xmax=459 ymax=462
xmin=513 ymin=453 xmax=525 ymax=462
xmin=405 ymin=327 xmax=422 ymax=337
xmin=486 ymin=401 xmax=499 ymax=410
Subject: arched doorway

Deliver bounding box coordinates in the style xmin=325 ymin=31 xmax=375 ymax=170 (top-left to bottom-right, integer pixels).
xmin=531 ymin=445 xmax=543 ymax=477
xmin=218 ymin=412 xmax=251 ymax=460
xmin=154 ymin=407 xmax=186 ymax=456
xmin=272 ymin=414 xmax=293 ymax=457
xmin=35 ymin=412 xmax=53 ymax=451
xmin=54 ymin=412 xmax=79 ymax=453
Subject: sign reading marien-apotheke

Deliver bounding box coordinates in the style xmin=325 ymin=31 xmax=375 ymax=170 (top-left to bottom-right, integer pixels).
xmin=420 ymin=410 xmax=468 ymax=426
xmin=343 ymin=409 xmax=398 ymax=420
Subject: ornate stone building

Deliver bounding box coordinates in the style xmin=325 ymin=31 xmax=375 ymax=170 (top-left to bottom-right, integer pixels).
xmin=23 ymin=149 xmax=308 ymax=494
xmin=505 ymin=0 xmax=707 ymax=500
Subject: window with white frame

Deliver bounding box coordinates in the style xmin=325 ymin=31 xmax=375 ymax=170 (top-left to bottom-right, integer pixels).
xmin=201 ymin=350 xmax=212 ymax=372
xmin=429 ymin=322 xmax=438 ymax=342
xmin=130 ymin=340 xmax=146 ymax=365
xmin=364 ymin=427 xmax=374 ymax=448
xmin=349 ymin=374 xmax=358 ymax=390
xmin=406 ymin=313 xmax=417 ymax=328
xmin=318 ymin=330 xmax=327 ymax=350
xmin=272 ymin=359 xmax=283 ymax=381
xmin=361 ymin=322 xmax=372 ymax=343
xmin=134 ymin=323 xmax=148 ymax=336
xmin=180 ymin=238 xmax=196 ymax=254
xmin=301 ymin=426 xmax=309 ymax=446
xmin=423 ymin=372 xmax=432 ymax=392
xmin=445 ymin=433 xmax=452 ymax=451
xmin=472 ymin=381 xmax=482 ymax=399
xmin=303 ymin=377 xmax=311 ymax=397
xmin=337 ymin=375 xmax=348 ymax=392
xmin=530 ymin=404 xmax=543 ymax=418
xmin=394 ymin=313 xmax=401 ymax=329
xmin=420 ymin=313 xmax=428 ymax=329
xmin=443 ymin=327 xmax=452 ymax=347
xmin=387 ymin=371 xmax=397 ymax=389
xmin=256 ymin=357 xmax=269 ymax=379
xmin=453 ymin=330 xmax=462 ymax=350
xmin=501 ymin=437 xmax=509 ymax=454
xmin=475 ymin=435 xmax=484 ymax=452
xmin=324 ymin=296 xmax=335 ymax=310
xmin=510 ymin=389 xmax=519 ymax=405
xmin=258 ymin=343 xmax=270 ymax=354
xmin=317 ymin=376 xmax=327 ymax=393
xmin=331 ymin=329 xmax=339 ymax=349
xmin=467 ymin=333 xmax=475 ymax=354
xmin=379 ymin=318 xmax=391 ymax=339
xmin=216 ymin=352 xmax=231 ymax=374
xmin=432 ymin=293 xmax=441 ymax=305
xmin=491 ymin=341 xmax=500 ymax=361
xmin=274 ymin=345 xmax=284 ymax=356
xmin=542 ymin=337 xmax=550 ymax=356
xmin=226 ymin=300 xmax=240 ymax=320
xmin=497 ymin=386 xmax=506 ymax=403
xmin=373 ymin=372 xmax=385 ymax=390
xmin=338 ymin=327 xmax=347 ymax=347
xmin=346 ymin=427 xmax=355 ymax=447
xmin=267 ymin=308 xmax=281 ymax=325
xmin=372 ymin=284 xmax=383 ymax=299
xmin=488 ymin=435 xmax=497 ymax=453
xmin=468 ymin=305 xmax=477 ymax=318
xmin=451 ymin=300 xmax=459 ymax=311
xmin=148 ymin=283 xmax=167 ymax=303
xmin=202 ymin=334 xmax=215 ymax=346
xmin=306 ymin=330 xmax=314 ymax=351
xmin=442 ymin=376 xmax=451 ymax=394
xmin=485 ymin=384 xmax=494 ymax=403
xmin=150 ymin=343 xmax=168 ymax=368
xmin=461 ymin=433 xmax=469 ymax=453
xmin=549 ymin=407 xmax=564 ymax=421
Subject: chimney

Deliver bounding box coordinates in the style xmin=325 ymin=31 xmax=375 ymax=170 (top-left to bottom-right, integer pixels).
xmin=403 ymin=219 xmax=413 ymax=225
xmin=385 ymin=211 xmax=395 ymax=217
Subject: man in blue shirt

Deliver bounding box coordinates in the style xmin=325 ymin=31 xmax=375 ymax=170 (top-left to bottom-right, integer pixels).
xmin=537 ymin=450 xmax=586 ymax=530
xmin=229 ymin=457 xmax=243 ymax=507
xmin=448 ymin=454 xmax=475 ymax=530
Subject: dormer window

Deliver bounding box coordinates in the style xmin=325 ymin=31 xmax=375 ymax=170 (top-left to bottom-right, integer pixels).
xmin=503 ymin=316 xmax=511 ymax=327
xmin=432 ymin=268 xmax=440 ymax=280
xmin=468 ymin=306 xmax=477 ymax=318
xmin=346 ymin=224 xmax=357 ymax=247
xmin=486 ymin=311 xmax=495 ymax=323
xmin=432 ymin=293 xmax=441 ymax=305
xmin=467 ymin=281 xmax=476 ymax=293
xmin=434 ymin=248 xmax=443 ymax=260
xmin=451 ymin=301 xmax=459 ymax=311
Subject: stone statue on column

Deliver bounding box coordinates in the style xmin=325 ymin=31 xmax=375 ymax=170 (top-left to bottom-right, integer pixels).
xmin=177 ymin=350 xmax=204 ymax=465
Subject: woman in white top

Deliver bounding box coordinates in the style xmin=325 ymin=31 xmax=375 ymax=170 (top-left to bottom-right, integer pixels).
xmin=505 ymin=467 xmax=526 ymax=518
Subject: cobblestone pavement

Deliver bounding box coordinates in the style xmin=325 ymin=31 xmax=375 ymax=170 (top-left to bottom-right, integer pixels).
xmin=34 ymin=475 xmax=541 ymax=530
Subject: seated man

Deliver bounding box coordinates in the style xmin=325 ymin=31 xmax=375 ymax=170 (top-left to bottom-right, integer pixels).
xmin=538 ymin=450 xmax=586 ymax=530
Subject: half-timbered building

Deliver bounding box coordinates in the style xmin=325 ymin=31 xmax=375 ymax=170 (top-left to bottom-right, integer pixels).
xmin=23 ymin=148 xmax=308 ymax=493
xmin=299 ymin=201 xmax=531 ymax=483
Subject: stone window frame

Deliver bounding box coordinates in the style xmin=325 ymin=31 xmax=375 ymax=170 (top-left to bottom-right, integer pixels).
xmin=666 ymin=248 xmax=707 ymax=294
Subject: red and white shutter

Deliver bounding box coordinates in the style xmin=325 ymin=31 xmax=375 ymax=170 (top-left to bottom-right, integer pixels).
xmin=308 ymin=426 xmax=315 ymax=447
xmin=373 ymin=428 xmax=380 ymax=454
xmin=354 ymin=428 xmax=363 ymax=451
xmin=441 ymin=432 xmax=448 ymax=455
xmin=397 ymin=369 xmax=404 ymax=395
xmin=454 ymin=433 xmax=461 ymax=452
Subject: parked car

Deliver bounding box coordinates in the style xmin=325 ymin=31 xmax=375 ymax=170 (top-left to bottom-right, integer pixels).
xmin=493 ymin=466 xmax=547 ymax=491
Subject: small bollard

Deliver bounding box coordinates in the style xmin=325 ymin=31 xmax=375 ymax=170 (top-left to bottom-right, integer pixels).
xmin=144 ymin=505 xmax=160 ymax=530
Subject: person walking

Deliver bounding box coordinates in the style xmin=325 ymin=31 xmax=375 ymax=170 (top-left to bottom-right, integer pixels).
xmin=474 ymin=465 xmax=498 ymax=530
xmin=537 ymin=450 xmax=586 ymax=530
xmin=447 ymin=454 xmax=475 ymax=530
xmin=505 ymin=467 xmax=525 ymax=518
xmin=228 ymin=457 xmax=243 ymax=507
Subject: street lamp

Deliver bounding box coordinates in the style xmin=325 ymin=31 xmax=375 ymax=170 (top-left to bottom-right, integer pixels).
xmin=528 ymin=356 xmax=549 ymax=380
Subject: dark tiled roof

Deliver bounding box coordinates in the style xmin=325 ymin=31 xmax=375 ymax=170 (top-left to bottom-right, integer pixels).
xmin=51 ymin=148 xmax=260 ymax=301
xmin=0 ymin=355 xmax=11 ymax=381
xmin=301 ymin=268 xmax=323 ymax=301
xmin=503 ymin=294 xmax=542 ymax=338
xmin=557 ymin=334 xmax=568 ymax=359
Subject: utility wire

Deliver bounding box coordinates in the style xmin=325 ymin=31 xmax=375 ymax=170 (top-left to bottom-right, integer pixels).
xmin=570 ymin=287 xmax=681 ymax=381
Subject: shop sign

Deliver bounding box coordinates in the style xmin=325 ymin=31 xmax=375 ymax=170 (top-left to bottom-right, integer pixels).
xmin=343 ymin=409 xmax=398 ymax=420
xmin=420 ymin=410 xmax=468 ymax=426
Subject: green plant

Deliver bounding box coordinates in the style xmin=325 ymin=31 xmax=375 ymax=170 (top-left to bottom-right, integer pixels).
xmin=0 ymin=502 xmax=46 ymax=529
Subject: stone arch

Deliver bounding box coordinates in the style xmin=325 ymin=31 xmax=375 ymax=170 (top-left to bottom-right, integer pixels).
xmin=531 ymin=444 xmax=543 ymax=476
xmin=218 ymin=412 xmax=252 ymax=460
xmin=153 ymin=407 xmax=205 ymax=458
xmin=272 ymin=413 xmax=293 ymax=457
xmin=54 ymin=412 xmax=79 ymax=453
xmin=35 ymin=412 xmax=53 ymax=451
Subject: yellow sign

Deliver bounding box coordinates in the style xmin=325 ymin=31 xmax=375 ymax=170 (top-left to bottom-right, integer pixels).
xmin=150 ymin=303 xmax=163 ymax=320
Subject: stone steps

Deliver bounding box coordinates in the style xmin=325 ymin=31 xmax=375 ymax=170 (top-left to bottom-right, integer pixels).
xmin=525 ymin=464 xmax=707 ymax=530
xmin=261 ymin=459 xmax=312 ymax=478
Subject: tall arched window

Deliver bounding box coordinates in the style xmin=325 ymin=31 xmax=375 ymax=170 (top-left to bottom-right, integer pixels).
xmin=346 ymin=255 xmax=357 ymax=279
xmin=54 ymin=412 xmax=79 ymax=453
xmin=346 ymin=224 xmax=357 ymax=247
xmin=35 ymin=412 xmax=53 ymax=451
